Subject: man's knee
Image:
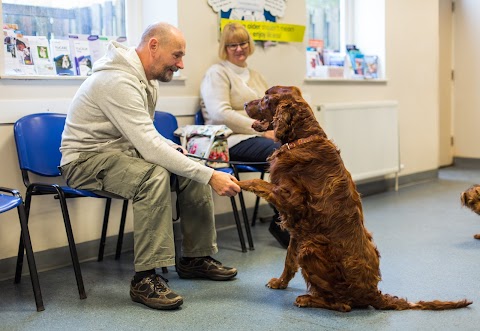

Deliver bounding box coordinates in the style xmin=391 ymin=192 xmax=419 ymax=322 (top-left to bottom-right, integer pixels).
xmin=138 ymin=165 xmax=172 ymax=193
xmin=177 ymin=176 xmax=213 ymax=203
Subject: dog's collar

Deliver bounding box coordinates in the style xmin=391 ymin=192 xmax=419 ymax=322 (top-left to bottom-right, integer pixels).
xmin=281 ymin=134 xmax=323 ymax=151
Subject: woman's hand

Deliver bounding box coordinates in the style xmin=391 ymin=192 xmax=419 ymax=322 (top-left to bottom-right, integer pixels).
xmin=172 ymin=144 xmax=187 ymax=154
xmin=263 ymin=130 xmax=275 ymax=140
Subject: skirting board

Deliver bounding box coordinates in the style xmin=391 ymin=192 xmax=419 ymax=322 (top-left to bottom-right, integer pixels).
xmin=453 ymin=157 xmax=480 ymax=168
xmin=0 ymin=169 xmax=439 ymax=281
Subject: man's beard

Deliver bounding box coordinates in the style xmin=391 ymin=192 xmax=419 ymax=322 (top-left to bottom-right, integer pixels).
xmin=156 ymin=65 xmax=178 ymax=82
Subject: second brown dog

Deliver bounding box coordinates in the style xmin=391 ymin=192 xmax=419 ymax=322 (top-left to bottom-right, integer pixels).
xmin=460 ymin=184 xmax=480 ymax=239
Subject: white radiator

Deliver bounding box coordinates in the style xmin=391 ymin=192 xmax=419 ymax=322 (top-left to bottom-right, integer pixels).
xmin=314 ymin=101 xmax=400 ymax=184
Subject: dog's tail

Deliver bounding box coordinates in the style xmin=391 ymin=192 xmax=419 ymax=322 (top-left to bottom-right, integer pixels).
xmin=371 ymin=293 xmax=472 ymax=310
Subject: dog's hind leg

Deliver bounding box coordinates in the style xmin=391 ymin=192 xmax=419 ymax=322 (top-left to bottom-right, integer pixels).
xmin=294 ymin=236 xmax=350 ymax=310
xmin=295 ymin=294 xmax=351 ymax=312
xmin=267 ymin=238 xmax=299 ymax=289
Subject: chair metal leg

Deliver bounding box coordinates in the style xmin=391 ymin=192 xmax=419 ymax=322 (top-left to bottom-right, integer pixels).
xmin=230 ymin=196 xmax=247 ymax=253
xmin=15 ymin=234 xmax=25 ymax=284
xmin=238 ymin=191 xmax=254 ymax=250
xmin=98 ymin=198 xmax=112 ymax=262
xmin=251 ymin=196 xmax=261 ymax=226
xmin=14 ymin=236 xmax=24 ymax=283
xmin=232 ymin=166 xmax=254 ymax=250
xmin=15 ymin=192 xmax=32 ymax=284
xmin=55 ymin=186 xmax=87 ymax=300
xmin=251 ymin=171 xmax=265 ymax=226
xmin=115 ymin=200 xmax=129 ymax=260
xmin=17 ymin=203 xmax=44 ymax=311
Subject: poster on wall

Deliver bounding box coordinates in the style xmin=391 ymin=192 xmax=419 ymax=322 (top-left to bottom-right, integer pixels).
xmin=27 ymin=36 xmax=56 ymax=76
xmin=207 ymin=0 xmax=287 ymax=23
xmin=208 ymin=0 xmax=304 ymax=43
xmin=3 ymin=25 xmax=41 ymax=76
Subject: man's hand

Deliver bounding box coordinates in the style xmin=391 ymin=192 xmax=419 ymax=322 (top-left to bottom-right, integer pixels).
xmin=209 ymin=171 xmax=241 ymax=197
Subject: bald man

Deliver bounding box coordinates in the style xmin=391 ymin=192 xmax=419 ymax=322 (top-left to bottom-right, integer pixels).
xmin=60 ymin=22 xmax=240 ymax=310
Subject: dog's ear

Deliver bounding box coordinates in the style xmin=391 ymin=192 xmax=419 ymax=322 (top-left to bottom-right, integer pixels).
xmin=274 ymin=95 xmax=320 ymax=142
xmin=273 ymin=98 xmax=294 ymax=142
xmin=460 ymin=191 xmax=467 ymax=207
xmin=292 ymin=86 xmax=302 ymax=97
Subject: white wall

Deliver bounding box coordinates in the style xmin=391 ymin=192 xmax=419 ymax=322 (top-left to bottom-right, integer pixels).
xmin=126 ymin=0 xmax=178 ymax=46
xmin=452 ymin=0 xmax=480 ymax=158
xmin=0 ymin=0 xmax=444 ymax=260
xmin=438 ymin=0 xmax=454 ymax=166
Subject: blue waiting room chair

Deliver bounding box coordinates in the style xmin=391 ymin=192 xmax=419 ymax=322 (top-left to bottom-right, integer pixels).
xmin=0 ymin=186 xmax=44 ymax=311
xmin=154 ymin=111 xmax=251 ymax=252
xmin=13 ymin=113 xmax=129 ymax=300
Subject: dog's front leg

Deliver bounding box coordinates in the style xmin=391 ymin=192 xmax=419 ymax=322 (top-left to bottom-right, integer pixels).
xmin=237 ymin=179 xmax=273 ymax=198
xmin=267 ymin=238 xmax=298 ymax=289
xmin=238 ymin=179 xmax=287 ymax=209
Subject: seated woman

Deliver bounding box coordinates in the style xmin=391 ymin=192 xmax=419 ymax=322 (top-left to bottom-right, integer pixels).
xmin=200 ymin=22 xmax=289 ymax=248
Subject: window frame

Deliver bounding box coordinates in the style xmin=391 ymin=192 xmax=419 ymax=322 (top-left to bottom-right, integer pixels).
xmin=0 ymin=0 xmax=180 ymax=79
xmin=305 ymin=0 xmax=387 ymax=83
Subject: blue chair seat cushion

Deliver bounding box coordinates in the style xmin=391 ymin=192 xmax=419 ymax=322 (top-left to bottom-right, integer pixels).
xmin=0 ymin=194 xmax=22 ymax=213
xmin=234 ymin=164 xmax=267 ymax=172
xmin=216 ymin=167 xmax=235 ymax=175
xmin=29 ymin=184 xmax=106 ymax=199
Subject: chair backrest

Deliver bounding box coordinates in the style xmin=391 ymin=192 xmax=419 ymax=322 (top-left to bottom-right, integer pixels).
xmin=14 ymin=112 xmax=181 ymax=179
xmin=153 ymin=111 xmax=181 ymax=145
xmin=194 ymin=109 xmax=205 ymax=125
xmin=14 ymin=113 xmax=66 ymax=178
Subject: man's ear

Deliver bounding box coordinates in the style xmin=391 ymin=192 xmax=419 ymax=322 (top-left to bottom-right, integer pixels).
xmin=148 ymin=37 xmax=159 ymax=53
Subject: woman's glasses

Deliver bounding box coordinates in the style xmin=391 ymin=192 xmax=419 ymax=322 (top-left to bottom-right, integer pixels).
xmin=226 ymin=41 xmax=249 ymax=51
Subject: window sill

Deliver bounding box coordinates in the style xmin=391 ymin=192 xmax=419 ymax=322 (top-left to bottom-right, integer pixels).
xmin=0 ymin=74 xmax=188 ymax=81
xmin=0 ymin=74 xmax=87 ymax=80
xmin=304 ymin=77 xmax=387 ymax=84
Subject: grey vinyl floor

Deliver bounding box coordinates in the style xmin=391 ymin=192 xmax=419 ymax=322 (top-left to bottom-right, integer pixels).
xmin=2 ymin=165 xmax=480 ymax=331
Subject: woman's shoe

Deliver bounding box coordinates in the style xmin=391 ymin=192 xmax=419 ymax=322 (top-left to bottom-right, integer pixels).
xmin=268 ymin=218 xmax=290 ymax=249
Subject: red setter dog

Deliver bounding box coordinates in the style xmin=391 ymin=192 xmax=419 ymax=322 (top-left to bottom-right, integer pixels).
xmin=238 ymin=86 xmax=472 ymax=311
xmin=460 ymin=185 xmax=480 ymax=239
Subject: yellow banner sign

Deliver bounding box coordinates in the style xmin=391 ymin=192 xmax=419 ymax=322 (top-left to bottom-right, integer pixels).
xmin=221 ymin=19 xmax=305 ymax=43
